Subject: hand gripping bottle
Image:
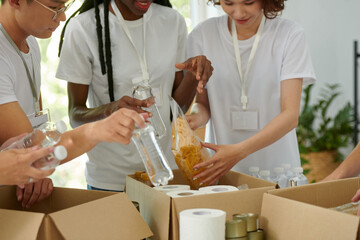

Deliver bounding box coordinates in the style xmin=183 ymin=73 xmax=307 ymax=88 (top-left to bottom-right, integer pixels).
xmin=132 ymin=82 xmax=166 ymax=138
xmin=132 ymin=123 xmax=173 ymax=186
xmin=4 ymin=121 xmax=68 ymax=170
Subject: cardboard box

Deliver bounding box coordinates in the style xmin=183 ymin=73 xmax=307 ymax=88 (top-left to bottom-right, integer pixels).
xmin=0 ymin=186 xmax=152 ymax=240
xmin=126 ymin=169 xmax=276 ymax=240
xmin=261 ymin=178 xmax=360 ymax=240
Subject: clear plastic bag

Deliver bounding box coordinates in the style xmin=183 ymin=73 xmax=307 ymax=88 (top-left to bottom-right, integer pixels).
xmin=170 ymin=97 xmax=211 ymax=189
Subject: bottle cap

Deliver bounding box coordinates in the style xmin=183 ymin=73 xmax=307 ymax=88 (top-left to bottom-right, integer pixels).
xmin=293 ymin=167 xmax=303 ymax=173
xmin=54 ymin=145 xmax=67 ymax=160
xmin=273 ymin=167 xmax=284 ymax=174
xmin=281 ymin=163 xmax=291 ymax=170
xmin=249 ymin=166 xmax=259 ymax=173
xmin=55 ymin=120 xmax=67 ymax=133
xmin=259 ymin=170 xmax=270 ymax=177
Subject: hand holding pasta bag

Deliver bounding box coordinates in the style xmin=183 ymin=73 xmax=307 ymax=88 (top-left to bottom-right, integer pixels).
xmin=170 ymin=97 xmax=211 ymax=189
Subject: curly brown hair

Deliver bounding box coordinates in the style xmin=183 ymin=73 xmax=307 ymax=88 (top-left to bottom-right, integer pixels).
xmin=208 ymin=0 xmax=286 ymax=19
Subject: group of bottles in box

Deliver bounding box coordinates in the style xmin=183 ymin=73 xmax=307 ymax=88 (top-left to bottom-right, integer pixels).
xmin=248 ymin=164 xmax=308 ymax=188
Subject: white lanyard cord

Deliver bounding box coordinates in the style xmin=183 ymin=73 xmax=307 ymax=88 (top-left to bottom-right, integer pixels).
xmin=232 ymin=15 xmax=265 ymax=110
xmin=0 ymin=24 xmax=40 ymax=114
xmin=111 ymin=0 xmax=149 ymax=84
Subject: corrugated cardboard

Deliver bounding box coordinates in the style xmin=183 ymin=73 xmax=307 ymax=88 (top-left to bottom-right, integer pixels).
xmin=0 ymin=186 xmax=153 ymax=240
xmin=261 ymin=178 xmax=360 ymax=240
xmin=126 ymin=169 xmax=276 ymax=240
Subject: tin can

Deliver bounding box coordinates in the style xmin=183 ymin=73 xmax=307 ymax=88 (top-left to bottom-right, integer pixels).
xmin=226 ymin=219 xmax=247 ymax=238
xmin=233 ymin=213 xmax=258 ymax=232
xmin=226 ymin=237 xmax=248 ymax=240
xmin=248 ymin=229 xmax=264 ymax=240
xmin=132 ymin=201 xmax=140 ymax=212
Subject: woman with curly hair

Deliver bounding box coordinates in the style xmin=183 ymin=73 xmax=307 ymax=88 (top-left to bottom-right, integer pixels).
xmin=187 ymin=0 xmax=316 ymax=185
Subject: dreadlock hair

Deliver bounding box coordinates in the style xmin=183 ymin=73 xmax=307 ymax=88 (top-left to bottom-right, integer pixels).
xmin=59 ymin=0 xmax=172 ymax=102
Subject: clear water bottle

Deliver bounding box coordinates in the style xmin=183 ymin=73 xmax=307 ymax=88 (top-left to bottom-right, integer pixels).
xmin=3 ymin=121 xmax=68 ymax=170
xmin=281 ymin=163 xmax=293 ymax=187
xmin=259 ymin=170 xmax=272 ymax=182
xmin=272 ymin=167 xmax=288 ymax=188
xmin=132 ymin=123 xmax=173 ymax=187
xmin=289 ymin=167 xmax=308 ymax=187
xmin=249 ymin=166 xmax=260 ymax=178
xmin=132 ymin=82 xmax=166 ymax=139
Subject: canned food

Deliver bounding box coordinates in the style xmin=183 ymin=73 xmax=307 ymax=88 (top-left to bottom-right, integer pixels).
xmin=226 ymin=237 xmax=248 ymax=240
xmin=248 ymin=229 xmax=264 ymax=240
xmin=226 ymin=219 xmax=247 ymax=238
xmin=233 ymin=213 xmax=258 ymax=232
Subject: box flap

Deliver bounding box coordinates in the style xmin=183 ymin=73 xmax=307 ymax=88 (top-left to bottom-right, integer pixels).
xmin=267 ymin=177 xmax=360 ymax=208
xmin=0 ymin=209 xmax=44 ymax=240
xmin=171 ymin=187 xmax=274 ymax=240
xmin=49 ymin=193 xmax=152 ymax=240
xmin=261 ymin=193 xmax=360 ymax=240
xmin=37 ymin=215 xmax=65 ymax=240
xmin=126 ymin=175 xmax=171 ymax=240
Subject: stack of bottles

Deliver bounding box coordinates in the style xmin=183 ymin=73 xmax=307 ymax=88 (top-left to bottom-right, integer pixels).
xmin=3 ymin=121 xmax=68 ymax=170
xmin=248 ymin=164 xmax=308 ymax=188
xmin=225 ymin=213 xmax=264 ymax=240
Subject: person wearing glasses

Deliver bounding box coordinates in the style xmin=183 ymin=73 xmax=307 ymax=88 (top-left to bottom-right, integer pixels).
xmin=0 ymin=0 xmax=146 ymax=208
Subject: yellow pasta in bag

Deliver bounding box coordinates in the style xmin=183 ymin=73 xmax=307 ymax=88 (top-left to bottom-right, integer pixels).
xmin=170 ymin=99 xmax=211 ymax=189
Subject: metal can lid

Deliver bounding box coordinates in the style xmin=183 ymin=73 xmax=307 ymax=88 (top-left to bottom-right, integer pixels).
xmin=226 ymin=219 xmax=247 ymax=238
xmin=233 ymin=213 xmax=258 ymax=232
xmin=248 ymin=229 xmax=264 ymax=240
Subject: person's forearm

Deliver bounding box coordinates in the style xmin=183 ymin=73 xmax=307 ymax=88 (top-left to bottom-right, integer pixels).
xmin=236 ymin=110 xmax=299 ymax=158
xmin=58 ymin=121 xmax=99 ymax=164
xmin=172 ymin=71 xmax=198 ymax=113
xmin=324 ymin=143 xmax=360 ymax=180
xmin=69 ymin=104 xmax=112 ymax=128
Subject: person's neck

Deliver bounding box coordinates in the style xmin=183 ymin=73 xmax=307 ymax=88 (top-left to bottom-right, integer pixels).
xmin=228 ymin=14 xmax=263 ymax=41
xmin=0 ymin=8 xmax=30 ymax=53
xmin=111 ymin=0 xmax=143 ymax=20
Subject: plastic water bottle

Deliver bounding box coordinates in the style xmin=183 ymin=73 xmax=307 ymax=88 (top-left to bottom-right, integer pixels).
xmin=132 ymin=123 xmax=173 ymax=187
xmin=272 ymin=167 xmax=288 ymax=188
xmin=259 ymin=170 xmax=272 ymax=182
xmin=281 ymin=163 xmax=293 ymax=187
xmin=132 ymin=82 xmax=166 ymax=139
xmin=3 ymin=121 xmax=68 ymax=170
xmin=289 ymin=167 xmax=308 ymax=187
xmin=249 ymin=166 xmax=260 ymax=178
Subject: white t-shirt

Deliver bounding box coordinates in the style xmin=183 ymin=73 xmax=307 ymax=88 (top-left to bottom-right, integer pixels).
xmin=0 ymin=28 xmax=41 ymax=116
xmin=56 ymin=3 xmax=187 ymax=190
xmin=187 ymin=15 xmax=316 ymax=174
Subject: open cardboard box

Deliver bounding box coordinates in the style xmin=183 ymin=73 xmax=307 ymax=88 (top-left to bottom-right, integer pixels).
xmin=261 ymin=177 xmax=360 ymax=240
xmin=126 ymin=169 xmax=276 ymax=240
xmin=0 ymin=186 xmax=152 ymax=240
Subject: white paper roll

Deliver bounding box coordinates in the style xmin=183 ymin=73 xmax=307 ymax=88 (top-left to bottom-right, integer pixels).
xmin=166 ymin=190 xmax=202 ymax=198
xmin=199 ymin=185 xmax=239 ymax=194
xmin=153 ymin=185 xmax=191 ymax=193
xmin=180 ymin=208 xmax=226 ymax=240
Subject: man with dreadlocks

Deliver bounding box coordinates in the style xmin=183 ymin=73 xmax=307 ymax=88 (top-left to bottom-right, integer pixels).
xmin=0 ymin=0 xmax=146 ymax=207
xmin=56 ymin=0 xmax=213 ymax=191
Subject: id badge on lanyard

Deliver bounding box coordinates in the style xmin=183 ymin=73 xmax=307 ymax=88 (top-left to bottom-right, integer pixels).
xmin=230 ymin=15 xmax=265 ymax=131
xmin=27 ymin=108 xmax=50 ymax=128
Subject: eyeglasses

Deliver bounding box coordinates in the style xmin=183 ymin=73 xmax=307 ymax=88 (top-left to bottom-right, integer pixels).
xmin=33 ymin=0 xmax=75 ymax=20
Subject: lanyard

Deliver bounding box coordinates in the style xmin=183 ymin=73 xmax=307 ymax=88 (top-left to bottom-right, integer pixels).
xmin=111 ymin=0 xmax=149 ymax=84
xmin=232 ymin=15 xmax=265 ymax=110
xmin=0 ymin=24 xmax=40 ymax=114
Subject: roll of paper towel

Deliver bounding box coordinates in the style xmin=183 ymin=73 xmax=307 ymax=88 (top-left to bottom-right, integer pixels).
xmin=180 ymin=208 xmax=226 ymax=240
xmin=166 ymin=190 xmax=202 ymax=198
xmin=153 ymin=185 xmax=190 ymax=193
xmin=199 ymin=185 xmax=239 ymax=194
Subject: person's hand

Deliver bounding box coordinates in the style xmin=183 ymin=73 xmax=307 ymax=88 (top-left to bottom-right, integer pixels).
xmin=193 ymin=143 xmax=245 ymax=185
xmin=175 ymin=55 xmax=213 ymax=93
xmin=0 ymin=147 xmax=55 ymax=186
xmin=0 ymin=133 xmax=28 ymax=150
xmin=92 ymin=108 xmax=147 ymax=145
xmin=106 ymin=96 xmax=152 ymax=117
xmin=352 ymin=189 xmax=360 ymax=216
xmin=185 ymin=113 xmax=208 ymax=130
xmin=16 ymin=178 xmax=53 ymax=208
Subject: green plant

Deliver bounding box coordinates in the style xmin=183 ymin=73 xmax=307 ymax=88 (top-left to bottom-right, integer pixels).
xmin=297 ymin=83 xmax=354 ymax=162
